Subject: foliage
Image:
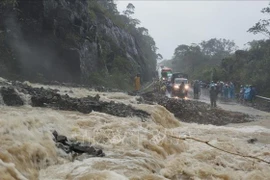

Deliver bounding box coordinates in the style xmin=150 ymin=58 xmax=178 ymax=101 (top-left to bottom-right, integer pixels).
xmin=216 ymin=40 xmax=270 ymax=96
xmin=0 ymin=0 xmax=17 ymax=7
xmin=123 ymin=3 xmax=135 ymax=17
xmin=165 ymin=38 xmax=236 ymax=80
xmin=87 ymin=0 xmax=158 ymax=84
xmin=248 ymin=3 xmax=270 ymax=37
xmin=166 ymin=34 xmax=270 ymax=95
xmin=87 ymin=71 xmax=132 ymax=91
xmin=212 ymin=3 xmax=270 ymax=96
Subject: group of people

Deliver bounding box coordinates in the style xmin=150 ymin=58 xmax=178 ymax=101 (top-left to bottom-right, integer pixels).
xmin=209 ymin=81 xmax=235 ymax=100
xmin=208 ymin=81 xmax=235 ymax=108
xmin=239 ymin=85 xmax=257 ymax=103
xmin=207 ymin=81 xmax=257 ymax=108
xmin=134 ymin=74 xmax=257 ymax=107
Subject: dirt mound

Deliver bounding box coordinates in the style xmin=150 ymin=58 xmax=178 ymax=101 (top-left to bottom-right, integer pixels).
xmin=140 ymin=92 xmax=252 ymax=126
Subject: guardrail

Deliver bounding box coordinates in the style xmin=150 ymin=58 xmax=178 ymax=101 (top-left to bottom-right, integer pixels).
xmin=256 ymin=95 xmax=270 ymax=102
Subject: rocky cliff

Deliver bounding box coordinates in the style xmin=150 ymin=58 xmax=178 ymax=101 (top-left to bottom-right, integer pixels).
xmin=0 ymin=0 xmax=156 ymax=88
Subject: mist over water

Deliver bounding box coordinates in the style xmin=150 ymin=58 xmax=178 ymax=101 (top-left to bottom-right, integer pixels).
xmin=0 ymin=80 xmax=270 ymax=179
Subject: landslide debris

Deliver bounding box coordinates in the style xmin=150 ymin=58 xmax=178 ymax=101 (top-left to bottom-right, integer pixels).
xmin=0 ymin=82 xmax=150 ymax=120
xmin=52 ymin=130 xmax=105 ymax=158
xmin=140 ymin=91 xmax=252 ymax=126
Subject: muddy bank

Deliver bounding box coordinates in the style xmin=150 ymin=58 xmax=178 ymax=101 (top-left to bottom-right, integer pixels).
xmin=140 ymin=91 xmax=253 ymax=126
xmin=0 ymin=81 xmax=149 ymax=120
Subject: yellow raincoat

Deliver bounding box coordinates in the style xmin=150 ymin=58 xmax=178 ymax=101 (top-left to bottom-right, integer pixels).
xmin=135 ymin=76 xmax=141 ymax=91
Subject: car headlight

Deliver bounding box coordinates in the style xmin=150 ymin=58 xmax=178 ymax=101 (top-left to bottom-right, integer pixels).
xmin=174 ymin=85 xmax=179 ymax=89
xmin=185 ymin=85 xmax=189 ymax=90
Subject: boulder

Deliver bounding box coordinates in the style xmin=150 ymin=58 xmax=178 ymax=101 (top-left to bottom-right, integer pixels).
xmin=52 ymin=130 xmax=105 ymax=157
xmin=0 ymin=87 xmax=24 ymax=106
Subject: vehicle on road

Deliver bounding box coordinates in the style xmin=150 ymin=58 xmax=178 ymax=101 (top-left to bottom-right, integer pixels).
xmin=161 ymin=67 xmax=172 ymax=82
xmin=171 ymin=77 xmax=189 ymax=98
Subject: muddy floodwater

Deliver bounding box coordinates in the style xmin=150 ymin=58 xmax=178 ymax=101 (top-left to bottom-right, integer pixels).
xmin=0 ymin=81 xmax=270 ymax=180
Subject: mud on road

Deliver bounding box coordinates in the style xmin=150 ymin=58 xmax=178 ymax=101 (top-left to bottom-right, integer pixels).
xmin=139 ymin=91 xmax=253 ymax=126
xmin=187 ymin=90 xmax=270 ymax=129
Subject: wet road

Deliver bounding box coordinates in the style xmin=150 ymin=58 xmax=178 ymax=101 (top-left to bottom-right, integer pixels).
xmin=166 ymin=89 xmax=270 ymax=129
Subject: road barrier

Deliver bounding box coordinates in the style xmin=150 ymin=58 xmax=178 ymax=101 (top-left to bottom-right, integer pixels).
xmin=256 ymin=95 xmax=270 ymax=102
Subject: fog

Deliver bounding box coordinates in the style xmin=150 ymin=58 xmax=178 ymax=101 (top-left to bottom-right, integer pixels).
xmin=117 ymin=1 xmax=268 ymax=59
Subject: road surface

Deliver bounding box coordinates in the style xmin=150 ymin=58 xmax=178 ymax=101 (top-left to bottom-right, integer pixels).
xmin=166 ymin=89 xmax=270 ymax=129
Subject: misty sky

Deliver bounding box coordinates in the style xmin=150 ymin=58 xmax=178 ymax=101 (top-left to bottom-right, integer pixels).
xmin=116 ymin=1 xmax=268 ymax=60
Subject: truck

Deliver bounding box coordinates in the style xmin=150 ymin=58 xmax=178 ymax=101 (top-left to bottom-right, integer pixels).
xmin=161 ymin=67 xmax=173 ymax=82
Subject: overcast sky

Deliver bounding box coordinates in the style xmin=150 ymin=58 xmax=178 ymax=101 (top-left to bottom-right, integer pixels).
xmin=116 ymin=1 xmax=268 ymax=59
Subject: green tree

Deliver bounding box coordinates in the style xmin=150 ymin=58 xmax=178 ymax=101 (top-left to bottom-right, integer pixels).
xmin=123 ymin=3 xmax=135 ymax=17
xmin=0 ymin=0 xmax=17 ymax=6
xmin=248 ymin=3 xmax=270 ymax=37
xmin=200 ymin=38 xmax=237 ymax=56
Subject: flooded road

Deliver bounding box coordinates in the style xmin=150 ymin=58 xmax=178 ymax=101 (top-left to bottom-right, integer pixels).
xmin=167 ymin=88 xmax=270 ymax=129
xmin=197 ymin=93 xmax=270 ymax=129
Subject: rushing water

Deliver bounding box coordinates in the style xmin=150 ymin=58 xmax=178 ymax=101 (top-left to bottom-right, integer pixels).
xmin=0 ymin=80 xmax=270 ymax=180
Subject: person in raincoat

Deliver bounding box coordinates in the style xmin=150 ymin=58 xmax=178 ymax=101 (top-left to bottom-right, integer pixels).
xmin=134 ymin=74 xmax=141 ymax=92
xmin=250 ymin=85 xmax=256 ymax=105
xmin=229 ymin=82 xmax=235 ymax=99
xmin=239 ymin=85 xmax=244 ymax=103
xmin=209 ymin=84 xmax=218 ymax=108
xmin=244 ymin=85 xmax=251 ymax=101
xmin=193 ymin=80 xmax=201 ymax=99
xmin=223 ymin=84 xmax=229 ymax=100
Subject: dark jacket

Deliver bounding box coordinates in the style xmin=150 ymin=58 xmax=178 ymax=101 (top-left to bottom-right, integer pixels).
xmin=210 ymin=86 xmax=217 ymax=100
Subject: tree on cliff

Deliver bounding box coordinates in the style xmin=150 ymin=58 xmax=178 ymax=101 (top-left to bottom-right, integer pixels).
xmin=120 ymin=3 xmax=158 ymax=80
xmin=123 ymin=3 xmax=135 ymax=17
xmin=0 ymin=0 xmax=17 ymax=6
xmin=86 ymin=0 xmax=159 ymax=85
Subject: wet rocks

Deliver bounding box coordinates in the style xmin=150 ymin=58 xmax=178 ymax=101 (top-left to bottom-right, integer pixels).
xmin=31 ymin=92 xmax=101 ymax=114
xmin=141 ymin=92 xmax=252 ymax=126
xmin=0 ymin=87 xmax=24 ymax=106
xmin=101 ymin=101 xmax=150 ymax=120
xmin=52 ymin=130 xmax=105 ymax=157
xmin=247 ymin=138 xmax=258 ymax=144
xmin=0 ymin=81 xmax=150 ymax=119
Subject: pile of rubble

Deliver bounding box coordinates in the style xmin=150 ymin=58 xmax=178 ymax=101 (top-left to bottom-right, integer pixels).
xmin=140 ymin=91 xmax=252 ymax=126
xmin=52 ymin=130 xmax=105 ymax=158
xmin=0 ymin=82 xmax=150 ymax=120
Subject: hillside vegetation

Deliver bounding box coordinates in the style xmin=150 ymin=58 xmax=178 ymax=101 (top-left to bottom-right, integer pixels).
xmin=163 ymin=4 xmax=270 ymax=96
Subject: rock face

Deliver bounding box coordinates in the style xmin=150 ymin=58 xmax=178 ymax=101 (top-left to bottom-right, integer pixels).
xmin=0 ymin=0 xmax=154 ymax=84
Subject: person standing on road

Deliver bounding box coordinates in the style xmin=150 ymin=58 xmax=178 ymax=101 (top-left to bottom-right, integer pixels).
xmin=134 ymin=74 xmax=141 ymax=92
xmin=223 ymin=84 xmax=229 ymax=100
xmin=229 ymin=82 xmax=235 ymax=99
xmin=193 ymin=80 xmax=200 ymax=99
xmin=209 ymin=85 xmax=217 ymax=108
xmin=239 ymin=85 xmax=244 ymax=103
xmin=179 ymin=82 xmax=185 ymax=98
xmin=250 ymin=85 xmax=257 ymax=105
